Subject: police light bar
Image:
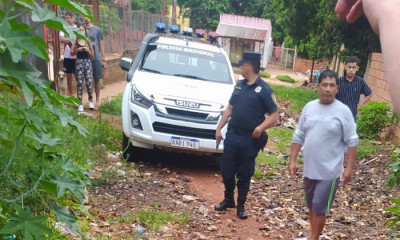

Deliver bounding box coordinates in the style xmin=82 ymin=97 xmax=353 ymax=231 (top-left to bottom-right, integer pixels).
xmin=195 ymin=29 xmax=206 ymax=38
xmin=156 ymin=22 xmax=166 ymax=33
xmin=169 ymin=25 xmax=179 ymax=33
xmin=208 ymin=31 xmax=218 ymax=39
xmin=183 ymin=27 xmax=193 ymax=36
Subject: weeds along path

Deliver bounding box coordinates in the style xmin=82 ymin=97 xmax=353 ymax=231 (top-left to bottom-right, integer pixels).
xmin=88 ymin=109 xmax=285 ymax=239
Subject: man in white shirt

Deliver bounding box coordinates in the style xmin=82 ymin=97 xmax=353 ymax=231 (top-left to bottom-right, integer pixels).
xmin=59 ymin=11 xmax=78 ymax=96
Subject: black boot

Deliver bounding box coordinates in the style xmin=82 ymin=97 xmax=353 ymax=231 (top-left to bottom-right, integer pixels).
xmin=237 ymin=198 xmax=248 ymax=219
xmin=215 ymin=191 xmax=235 ymax=211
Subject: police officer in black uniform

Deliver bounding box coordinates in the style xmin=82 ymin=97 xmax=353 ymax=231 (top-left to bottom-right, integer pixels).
xmin=215 ymin=52 xmax=279 ymax=219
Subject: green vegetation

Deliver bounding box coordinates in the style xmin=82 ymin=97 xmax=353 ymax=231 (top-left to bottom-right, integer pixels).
xmin=115 ymin=209 xmax=189 ymax=231
xmin=271 ymin=84 xmax=319 ymax=113
xmin=256 ymin=153 xmax=280 ymax=165
xmin=98 ymin=94 xmax=123 ymax=116
xmin=357 ymin=139 xmax=383 ymax=159
xmin=0 ymin=1 xmax=109 ymax=238
xmin=260 ymin=72 xmax=271 ymax=78
xmin=267 ymin=127 xmax=294 ymax=153
xmin=357 ymin=101 xmax=391 ymax=140
xmin=276 ymin=75 xmax=296 ymax=83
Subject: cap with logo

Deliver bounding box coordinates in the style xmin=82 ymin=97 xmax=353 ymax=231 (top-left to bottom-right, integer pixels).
xmin=238 ymin=52 xmax=262 ymax=65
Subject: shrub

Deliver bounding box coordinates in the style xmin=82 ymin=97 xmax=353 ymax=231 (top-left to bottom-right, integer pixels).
xmin=260 ymin=72 xmax=271 ymax=78
xmin=0 ymin=1 xmax=94 ymax=239
xmin=276 ymin=75 xmax=296 ymax=83
xmin=357 ymin=101 xmax=391 ymax=140
xmin=385 ymin=152 xmax=400 ymax=237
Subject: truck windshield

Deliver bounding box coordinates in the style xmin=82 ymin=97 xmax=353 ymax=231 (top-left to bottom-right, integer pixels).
xmin=140 ymin=43 xmax=233 ymax=84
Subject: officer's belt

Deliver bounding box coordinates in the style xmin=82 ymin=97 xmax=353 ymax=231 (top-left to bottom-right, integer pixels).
xmin=231 ymin=128 xmax=253 ymax=136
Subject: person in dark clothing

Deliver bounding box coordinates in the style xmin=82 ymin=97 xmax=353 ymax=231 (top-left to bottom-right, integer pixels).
xmin=214 ymin=52 xmax=279 ymax=219
xmin=71 ymin=23 xmax=94 ymax=112
xmin=336 ymin=56 xmax=372 ymax=122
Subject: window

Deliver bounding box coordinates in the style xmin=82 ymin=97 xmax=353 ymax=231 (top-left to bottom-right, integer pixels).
xmin=140 ymin=44 xmax=233 ymax=84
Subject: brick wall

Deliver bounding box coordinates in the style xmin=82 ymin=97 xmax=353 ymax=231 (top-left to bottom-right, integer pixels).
xmin=365 ymin=52 xmax=399 ymax=140
xmin=329 ymin=54 xmax=345 ymax=76
xmin=294 ymin=58 xmax=329 ymax=74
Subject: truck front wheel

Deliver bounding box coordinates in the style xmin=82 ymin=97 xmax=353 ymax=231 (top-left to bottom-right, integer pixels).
xmin=122 ymin=133 xmax=145 ymax=162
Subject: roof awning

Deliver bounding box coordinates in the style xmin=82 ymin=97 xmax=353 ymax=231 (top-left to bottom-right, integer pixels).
xmin=216 ymin=23 xmax=268 ymax=41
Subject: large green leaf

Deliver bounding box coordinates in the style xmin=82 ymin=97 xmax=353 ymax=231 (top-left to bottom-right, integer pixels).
xmin=11 ymin=100 xmax=46 ymax=132
xmin=61 ymin=156 xmax=89 ymax=184
xmin=49 ymin=204 xmax=81 ymax=235
xmin=52 ymin=107 xmax=87 ymax=136
xmin=45 ymin=0 xmax=94 ymax=21
xmin=0 ymin=52 xmax=42 ymax=79
xmin=45 ymin=88 xmax=81 ymax=106
xmin=31 ymin=132 xmax=62 ymax=147
xmin=25 ymin=77 xmax=52 ymax=110
xmin=39 ymin=178 xmax=57 ymax=196
xmin=0 ymin=204 xmax=52 ymax=240
xmin=19 ymin=79 xmax=34 ymax=107
xmin=30 ymin=2 xmax=87 ymax=41
xmin=0 ymin=19 xmax=31 ymax=62
xmin=50 ymin=173 xmax=86 ymax=204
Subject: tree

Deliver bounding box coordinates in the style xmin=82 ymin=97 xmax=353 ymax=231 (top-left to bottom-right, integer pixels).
xmin=130 ymin=0 xmax=172 ymax=14
xmin=265 ymin=0 xmax=380 ymax=75
xmin=229 ymin=0 xmax=270 ymax=18
xmin=0 ymin=0 xmax=92 ymax=238
xmin=177 ymin=0 xmax=230 ymax=30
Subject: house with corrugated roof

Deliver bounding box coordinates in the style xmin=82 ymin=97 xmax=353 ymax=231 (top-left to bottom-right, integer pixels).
xmin=216 ymin=14 xmax=272 ymax=69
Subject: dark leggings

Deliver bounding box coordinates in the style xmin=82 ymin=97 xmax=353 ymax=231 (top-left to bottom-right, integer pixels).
xmin=75 ymin=58 xmax=93 ymax=102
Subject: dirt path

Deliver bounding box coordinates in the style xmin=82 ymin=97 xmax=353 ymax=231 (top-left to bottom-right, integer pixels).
xmin=82 ymin=79 xmax=396 ymax=239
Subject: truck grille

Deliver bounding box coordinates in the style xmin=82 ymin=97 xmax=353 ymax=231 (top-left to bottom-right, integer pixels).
xmin=152 ymin=122 xmax=216 ymax=140
xmin=166 ymin=108 xmax=208 ymax=120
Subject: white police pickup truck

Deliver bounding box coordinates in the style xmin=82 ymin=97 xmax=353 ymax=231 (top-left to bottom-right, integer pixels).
xmin=119 ymin=26 xmax=235 ymax=161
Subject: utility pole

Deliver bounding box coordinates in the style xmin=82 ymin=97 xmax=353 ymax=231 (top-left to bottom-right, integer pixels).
xmin=162 ymin=0 xmax=166 ymax=17
xmin=172 ymin=0 xmax=176 ymax=24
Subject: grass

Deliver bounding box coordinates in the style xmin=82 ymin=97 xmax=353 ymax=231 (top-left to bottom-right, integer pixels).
xmin=256 ymin=128 xmax=294 ymax=166
xmin=275 ymin=75 xmax=296 ymax=83
xmin=115 ymin=209 xmax=189 ymax=232
xmin=267 ymin=127 xmax=294 ymax=153
xmin=357 ymin=139 xmax=383 ymax=159
xmin=271 ymin=84 xmax=319 ymax=113
xmin=256 ymin=153 xmax=280 ymax=165
xmin=98 ymin=93 xmax=123 ymax=116
xmin=260 ymin=72 xmax=271 ymax=78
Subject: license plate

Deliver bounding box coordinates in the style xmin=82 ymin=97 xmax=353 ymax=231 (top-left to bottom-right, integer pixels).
xmin=171 ymin=136 xmax=199 ymax=149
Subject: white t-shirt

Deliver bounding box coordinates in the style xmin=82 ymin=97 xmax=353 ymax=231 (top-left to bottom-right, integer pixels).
xmin=60 ymin=25 xmax=77 ymax=59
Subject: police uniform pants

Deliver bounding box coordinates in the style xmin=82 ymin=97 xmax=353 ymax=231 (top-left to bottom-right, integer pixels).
xmin=220 ymin=130 xmax=259 ymax=202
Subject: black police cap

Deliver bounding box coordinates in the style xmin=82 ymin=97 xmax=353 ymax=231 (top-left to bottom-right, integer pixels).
xmin=238 ymin=52 xmax=262 ymax=65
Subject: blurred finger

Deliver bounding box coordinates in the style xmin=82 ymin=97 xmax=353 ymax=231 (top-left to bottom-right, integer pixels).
xmin=346 ymin=0 xmax=364 ymax=23
xmin=335 ymin=0 xmax=359 ymax=19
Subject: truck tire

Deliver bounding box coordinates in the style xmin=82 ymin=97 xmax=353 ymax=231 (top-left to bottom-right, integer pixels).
xmin=122 ymin=133 xmax=144 ymax=162
xmin=211 ymin=153 xmax=222 ymax=170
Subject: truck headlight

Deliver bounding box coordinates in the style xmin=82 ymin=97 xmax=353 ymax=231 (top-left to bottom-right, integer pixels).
xmin=131 ymin=85 xmax=152 ymax=109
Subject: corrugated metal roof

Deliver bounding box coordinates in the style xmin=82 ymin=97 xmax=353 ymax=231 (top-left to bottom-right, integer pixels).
xmin=219 ymin=14 xmax=271 ymax=29
xmin=216 ymin=24 xmax=268 ymax=41
xmin=216 ymin=14 xmax=271 ymax=41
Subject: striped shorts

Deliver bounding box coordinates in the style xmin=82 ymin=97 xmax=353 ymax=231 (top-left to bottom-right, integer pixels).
xmin=303 ymin=177 xmax=340 ymax=214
